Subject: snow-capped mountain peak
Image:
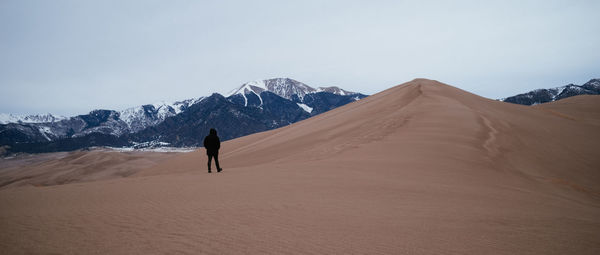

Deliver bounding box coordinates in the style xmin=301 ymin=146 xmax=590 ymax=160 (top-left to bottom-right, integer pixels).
xmin=262 ymin=78 xmax=316 ymax=100
xmin=0 ymin=113 xmax=67 ymax=124
xmin=226 ymin=78 xmax=317 ymax=106
xmin=226 ymin=81 xmax=267 ymax=97
xmin=583 ymin=78 xmax=600 ymax=90
xmin=316 ymin=86 xmax=356 ymax=96
xmin=118 ymin=97 xmax=205 ymax=132
xmin=502 ymin=78 xmax=600 ymax=105
xmin=226 ymin=78 xmax=359 ymax=101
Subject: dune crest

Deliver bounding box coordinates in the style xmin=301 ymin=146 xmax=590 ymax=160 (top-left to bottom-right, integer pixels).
xmin=146 ymin=79 xmax=600 ymax=196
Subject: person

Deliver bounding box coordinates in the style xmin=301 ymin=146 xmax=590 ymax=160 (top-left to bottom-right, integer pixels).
xmin=203 ymin=128 xmax=222 ymax=173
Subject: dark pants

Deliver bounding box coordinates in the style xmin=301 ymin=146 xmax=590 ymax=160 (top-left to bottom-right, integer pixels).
xmin=208 ymin=154 xmax=220 ymax=171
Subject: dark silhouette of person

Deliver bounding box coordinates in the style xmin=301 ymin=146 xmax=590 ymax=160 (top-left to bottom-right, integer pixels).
xmin=203 ymin=128 xmax=222 ymax=173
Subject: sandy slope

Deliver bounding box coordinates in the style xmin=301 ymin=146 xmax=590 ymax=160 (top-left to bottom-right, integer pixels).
xmin=533 ymin=95 xmax=600 ymax=127
xmin=0 ymin=150 xmax=180 ymax=188
xmin=1 ymin=79 xmax=599 ymax=254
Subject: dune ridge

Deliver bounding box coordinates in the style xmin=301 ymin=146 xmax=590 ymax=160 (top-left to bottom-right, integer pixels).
xmin=1 ymin=79 xmax=599 ymax=254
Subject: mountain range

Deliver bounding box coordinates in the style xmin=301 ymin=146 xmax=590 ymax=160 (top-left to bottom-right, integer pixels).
xmin=501 ymin=78 xmax=600 ymax=105
xmin=1 ymin=78 xmax=367 ymax=154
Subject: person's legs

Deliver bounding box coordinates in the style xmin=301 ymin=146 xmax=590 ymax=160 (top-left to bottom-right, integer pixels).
xmin=207 ymin=154 xmax=213 ymax=173
xmin=214 ymin=154 xmax=222 ymax=172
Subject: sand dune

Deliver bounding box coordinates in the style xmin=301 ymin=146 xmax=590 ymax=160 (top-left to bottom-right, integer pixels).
xmin=0 ymin=150 xmax=180 ymax=188
xmin=1 ymin=79 xmax=599 ymax=254
xmin=534 ymin=95 xmax=600 ymax=126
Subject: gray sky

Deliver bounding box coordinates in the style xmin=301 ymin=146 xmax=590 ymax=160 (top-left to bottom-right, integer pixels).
xmin=1 ymin=0 xmax=599 ymax=116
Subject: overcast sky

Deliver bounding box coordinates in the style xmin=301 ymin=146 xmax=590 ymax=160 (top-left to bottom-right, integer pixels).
xmin=1 ymin=0 xmax=598 ymax=116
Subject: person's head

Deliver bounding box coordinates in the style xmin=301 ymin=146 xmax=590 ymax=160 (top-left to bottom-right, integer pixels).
xmin=209 ymin=128 xmax=217 ymax=135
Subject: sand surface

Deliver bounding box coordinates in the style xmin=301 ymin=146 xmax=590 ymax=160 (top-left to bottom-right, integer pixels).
xmin=1 ymin=79 xmax=599 ymax=254
xmin=0 ymin=150 xmax=181 ymax=189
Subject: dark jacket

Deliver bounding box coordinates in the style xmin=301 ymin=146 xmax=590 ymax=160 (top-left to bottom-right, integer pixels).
xmin=203 ymin=129 xmax=221 ymax=156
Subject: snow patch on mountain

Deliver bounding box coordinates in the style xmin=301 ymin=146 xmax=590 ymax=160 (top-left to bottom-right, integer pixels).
xmin=297 ymin=103 xmax=313 ymax=113
xmin=226 ymin=81 xmax=266 ymax=97
xmin=0 ymin=113 xmax=67 ymax=124
xmin=316 ymin=86 xmax=357 ymax=96
xmin=118 ymin=97 xmax=205 ymax=132
xmin=264 ymin=78 xmax=316 ymax=100
xmin=584 ymin=78 xmax=600 ymax=88
xmin=102 ymin=146 xmax=197 ymax=153
xmin=38 ymin=126 xmax=55 ymax=141
xmin=226 ymin=81 xmax=268 ymax=106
